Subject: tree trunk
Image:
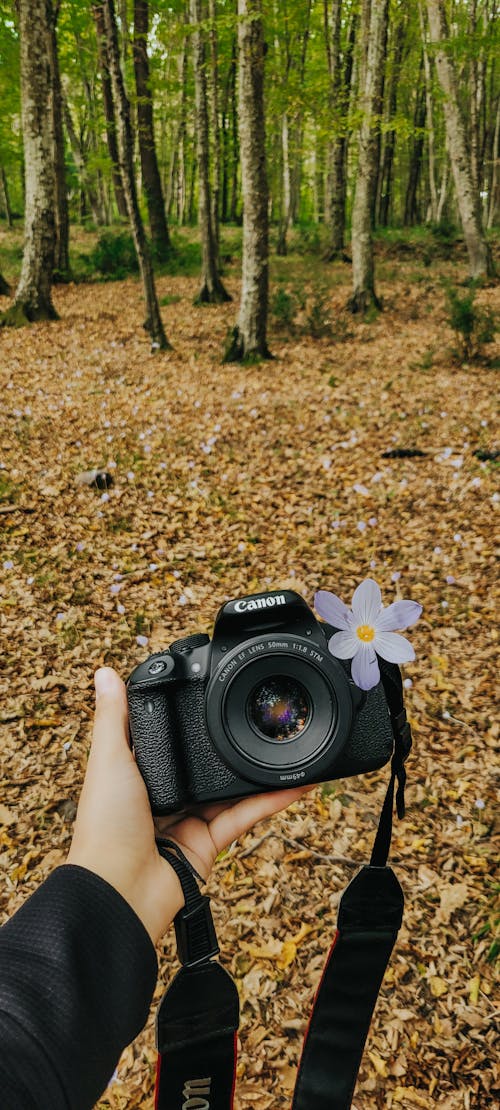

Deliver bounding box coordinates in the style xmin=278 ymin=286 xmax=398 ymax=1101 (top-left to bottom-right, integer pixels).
xmin=167 ymin=24 xmax=188 ymax=221
xmin=0 ymin=167 xmax=13 ymax=229
xmin=224 ymin=0 xmax=270 ymax=361
xmin=378 ymin=14 xmax=406 ymax=227
xmin=62 ymin=97 xmax=106 ymax=225
xmin=426 ymin=0 xmax=494 ymax=279
xmin=102 ymin=0 xmax=170 ymax=349
xmin=133 ymin=0 xmax=171 ymax=259
xmin=404 ymin=64 xmax=426 ymax=226
xmin=1 ymin=0 xmax=57 ymax=326
xmin=48 ymin=2 xmax=70 ymax=278
xmin=229 ymin=36 xmax=239 ymax=223
xmin=191 ymin=0 xmax=231 ymax=303
xmin=487 ymin=95 xmax=500 ymax=229
xmin=277 ymin=112 xmax=291 ymax=255
xmin=348 ymin=0 xmax=388 ymax=314
xmin=208 ymin=0 xmax=221 ymax=249
xmin=418 ymin=0 xmax=438 ymax=222
xmin=93 ymin=0 xmax=129 ymax=220
xmin=324 ymin=1 xmax=356 ymax=259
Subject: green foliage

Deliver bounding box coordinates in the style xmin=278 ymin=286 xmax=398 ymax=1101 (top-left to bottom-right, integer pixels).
xmin=89 ymin=232 xmax=139 ymax=279
xmin=271 ymin=286 xmax=298 ymax=330
xmin=306 ymin=286 xmax=334 ymax=338
xmin=445 ymin=282 xmax=497 ymax=362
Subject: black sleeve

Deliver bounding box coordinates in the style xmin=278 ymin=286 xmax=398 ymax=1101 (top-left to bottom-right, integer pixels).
xmin=0 ymin=864 xmax=158 ymax=1110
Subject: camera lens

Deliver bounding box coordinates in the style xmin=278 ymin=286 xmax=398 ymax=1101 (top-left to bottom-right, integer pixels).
xmin=247 ymin=676 xmax=310 ymax=742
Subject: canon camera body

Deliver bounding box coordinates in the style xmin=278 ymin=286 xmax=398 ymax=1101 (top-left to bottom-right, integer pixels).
xmin=126 ymin=590 xmax=396 ymax=815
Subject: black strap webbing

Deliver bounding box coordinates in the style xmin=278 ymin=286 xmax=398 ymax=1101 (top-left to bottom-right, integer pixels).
xmin=154 ymin=666 xmax=411 ymax=1110
xmin=291 ymin=866 xmax=404 ymax=1110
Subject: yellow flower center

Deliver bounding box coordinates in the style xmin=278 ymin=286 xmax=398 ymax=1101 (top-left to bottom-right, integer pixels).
xmin=357 ymin=624 xmax=375 ymax=643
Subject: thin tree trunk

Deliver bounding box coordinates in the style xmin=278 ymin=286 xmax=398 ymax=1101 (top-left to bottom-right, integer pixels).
xmin=426 ymin=0 xmax=494 ymax=279
xmin=378 ymin=13 xmax=406 ymax=227
xmin=324 ymin=1 xmax=356 ymax=259
xmin=191 ymin=0 xmax=231 ymax=303
xmin=418 ymin=0 xmax=438 ymax=222
xmin=277 ymin=112 xmax=291 ymax=255
xmin=436 ymin=156 xmax=449 ymax=222
xmin=208 ymin=0 xmax=221 ymax=250
xmin=404 ymin=63 xmax=426 ymax=226
xmin=0 ymin=167 xmax=13 ymax=229
xmin=167 ymin=24 xmax=188 ymax=220
xmin=133 ymin=0 xmax=170 ymax=259
xmin=468 ymin=0 xmax=479 ymax=193
xmin=1 ymin=0 xmax=57 ymax=326
xmin=62 ymin=98 xmax=106 ymax=225
xmin=348 ymin=0 xmax=388 ymax=314
xmin=487 ymin=95 xmax=500 ymax=228
xmin=93 ymin=0 xmax=129 ymax=220
xmin=229 ymin=36 xmax=239 ymax=223
xmin=102 ymin=0 xmax=170 ymax=349
xmin=224 ymin=0 xmax=270 ymax=361
xmin=48 ymin=1 xmax=70 ymax=277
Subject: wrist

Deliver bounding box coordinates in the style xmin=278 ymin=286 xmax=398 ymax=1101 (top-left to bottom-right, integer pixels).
xmin=66 ymin=849 xmax=185 ymax=945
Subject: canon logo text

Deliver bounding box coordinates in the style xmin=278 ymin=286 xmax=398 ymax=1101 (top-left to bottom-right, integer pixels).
xmin=234 ymin=594 xmax=286 ymax=613
xmin=182 ymin=1077 xmax=211 ymax=1109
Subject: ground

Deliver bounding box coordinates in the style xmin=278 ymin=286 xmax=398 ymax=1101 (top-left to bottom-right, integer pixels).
xmin=0 ymin=226 xmax=498 ymax=1109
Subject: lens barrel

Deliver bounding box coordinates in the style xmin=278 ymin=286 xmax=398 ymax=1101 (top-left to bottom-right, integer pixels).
xmin=205 ymin=633 xmax=354 ymax=787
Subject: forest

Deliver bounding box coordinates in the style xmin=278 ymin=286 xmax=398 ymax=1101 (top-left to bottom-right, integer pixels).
xmin=0 ymin=1 xmax=499 ymax=1108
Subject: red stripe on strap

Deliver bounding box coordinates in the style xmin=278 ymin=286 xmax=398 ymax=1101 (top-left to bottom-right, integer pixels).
xmin=154 ymin=1054 xmax=161 ymax=1109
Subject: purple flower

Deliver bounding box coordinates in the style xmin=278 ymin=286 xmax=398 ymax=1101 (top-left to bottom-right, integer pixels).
xmin=314 ymin=578 xmax=422 ymax=691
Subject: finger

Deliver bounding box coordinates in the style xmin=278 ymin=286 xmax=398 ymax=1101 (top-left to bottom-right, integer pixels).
xmin=90 ymin=667 xmax=134 ymax=767
xmin=208 ymin=784 xmax=314 ymax=855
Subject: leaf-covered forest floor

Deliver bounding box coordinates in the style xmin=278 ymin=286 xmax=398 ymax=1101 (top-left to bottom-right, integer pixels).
xmin=1 ymin=227 xmax=499 ymax=1109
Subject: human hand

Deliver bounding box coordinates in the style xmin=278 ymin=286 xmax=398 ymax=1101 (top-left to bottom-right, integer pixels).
xmin=67 ymin=667 xmax=313 ymax=945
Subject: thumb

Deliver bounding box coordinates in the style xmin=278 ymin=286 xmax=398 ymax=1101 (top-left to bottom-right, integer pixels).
xmin=91 ymin=667 xmax=133 ymax=766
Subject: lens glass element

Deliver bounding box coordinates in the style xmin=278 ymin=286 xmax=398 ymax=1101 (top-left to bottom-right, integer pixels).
xmin=247 ymin=676 xmax=310 ymax=742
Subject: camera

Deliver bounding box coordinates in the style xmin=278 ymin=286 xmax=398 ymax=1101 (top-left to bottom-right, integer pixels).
xmin=127 ymin=590 xmax=396 ymax=815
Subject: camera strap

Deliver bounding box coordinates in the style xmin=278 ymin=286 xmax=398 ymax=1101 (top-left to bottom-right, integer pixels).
xmin=154 ymin=665 xmax=411 ymax=1110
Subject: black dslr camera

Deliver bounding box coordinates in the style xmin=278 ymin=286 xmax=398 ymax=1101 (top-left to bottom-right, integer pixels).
xmin=127 ymin=590 xmax=396 ymax=815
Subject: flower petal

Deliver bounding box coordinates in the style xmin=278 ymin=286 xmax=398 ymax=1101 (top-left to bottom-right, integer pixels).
xmin=327 ymin=630 xmax=359 ymax=659
xmin=351 ymin=645 xmax=380 ymax=690
xmin=351 ymin=578 xmax=382 ymax=626
xmin=314 ymin=590 xmax=351 ymax=631
xmin=376 ymin=600 xmax=423 ymax=632
xmin=373 ymin=631 xmax=416 ymax=664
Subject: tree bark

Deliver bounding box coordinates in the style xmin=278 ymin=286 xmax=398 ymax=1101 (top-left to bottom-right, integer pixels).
xmin=0 ymin=167 xmax=13 ymax=229
xmin=62 ymin=97 xmax=106 ymax=225
xmin=93 ymin=0 xmax=129 ymax=220
xmin=378 ymin=13 xmax=406 ymax=227
xmin=1 ymin=0 xmax=57 ymax=326
xmin=102 ymin=0 xmax=170 ymax=349
xmin=208 ymin=0 xmax=221 ymax=249
xmin=133 ymin=0 xmax=171 ymax=260
xmin=426 ymin=0 xmax=494 ymax=279
xmin=191 ymin=0 xmax=231 ymax=303
xmin=418 ymin=0 xmax=438 ymax=222
xmin=487 ymin=95 xmax=500 ymax=229
xmin=48 ymin=0 xmax=70 ymax=278
xmin=404 ymin=62 xmax=426 ymax=226
xmin=324 ymin=1 xmax=356 ymax=258
xmin=224 ymin=0 xmax=270 ymax=361
xmin=348 ymin=0 xmax=388 ymax=314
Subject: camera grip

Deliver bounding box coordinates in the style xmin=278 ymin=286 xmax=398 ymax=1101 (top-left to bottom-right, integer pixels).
xmin=127 ymin=683 xmax=187 ymax=814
